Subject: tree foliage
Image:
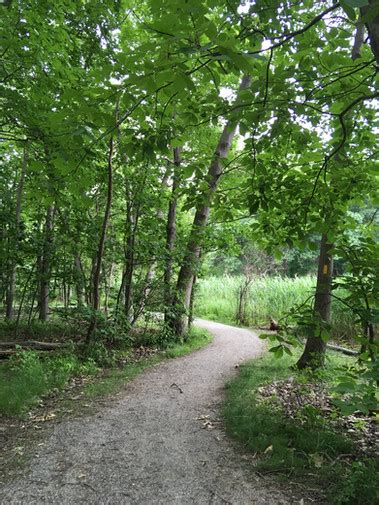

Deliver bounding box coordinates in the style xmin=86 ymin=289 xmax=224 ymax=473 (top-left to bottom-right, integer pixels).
xmin=0 ymin=1 xmax=377 ymax=388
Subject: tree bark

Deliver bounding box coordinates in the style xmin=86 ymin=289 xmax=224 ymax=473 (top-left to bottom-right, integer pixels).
xmin=38 ymin=204 xmax=55 ymax=321
xmin=73 ymin=254 xmax=85 ymax=307
xmin=297 ymin=234 xmax=333 ymax=369
xmin=164 ymin=146 xmax=181 ymax=323
xmin=361 ymin=0 xmax=379 ymax=63
xmin=6 ymin=143 xmax=28 ymax=319
xmin=123 ymin=188 xmax=139 ymax=322
xmin=86 ymin=137 xmax=114 ymax=343
xmin=170 ymin=75 xmax=252 ymax=338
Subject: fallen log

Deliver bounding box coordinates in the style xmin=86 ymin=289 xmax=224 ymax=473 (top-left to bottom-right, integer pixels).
xmin=0 ymin=340 xmax=69 ymax=350
xmin=0 ymin=350 xmax=19 ymax=359
xmin=326 ymin=343 xmax=358 ymax=356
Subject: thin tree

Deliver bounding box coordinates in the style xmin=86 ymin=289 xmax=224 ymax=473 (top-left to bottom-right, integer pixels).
xmin=86 ymin=136 xmax=114 ymax=343
xmin=5 ymin=142 xmax=28 ymax=319
xmin=170 ymin=75 xmax=252 ymax=338
xmin=38 ymin=204 xmax=55 ymax=321
xmin=164 ymin=146 xmax=181 ymax=323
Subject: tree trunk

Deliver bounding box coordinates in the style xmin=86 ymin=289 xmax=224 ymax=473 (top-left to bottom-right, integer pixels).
xmin=297 ymin=234 xmax=333 ymax=369
xmin=86 ymin=137 xmax=114 ymax=343
xmin=6 ymin=143 xmax=28 ymax=319
xmin=170 ymin=75 xmax=252 ymax=338
xmin=123 ymin=191 xmax=139 ymax=322
xmin=361 ymin=0 xmax=379 ymax=63
xmin=164 ymin=146 xmax=181 ymax=323
xmin=104 ymin=261 xmax=114 ymax=315
xmin=38 ymin=204 xmax=55 ymax=321
xmin=73 ymin=254 xmax=85 ymax=307
xmin=188 ymin=272 xmax=197 ymax=332
xmin=15 ymin=261 xmax=36 ymax=335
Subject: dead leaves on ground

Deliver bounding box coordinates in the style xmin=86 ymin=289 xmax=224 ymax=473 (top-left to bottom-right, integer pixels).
xmin=258 ymin=378 xmax=378 ymax=458
xmin=195 ymin=414 xmax=220 ymax=430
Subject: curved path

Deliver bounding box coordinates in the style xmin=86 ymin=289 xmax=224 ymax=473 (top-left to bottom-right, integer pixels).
xmin=0 ymin=320 xmax=292 ymax=504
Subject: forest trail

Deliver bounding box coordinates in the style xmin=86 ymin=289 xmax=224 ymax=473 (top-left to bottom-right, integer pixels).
xmin=0 ymin=320 xmax=294 ymax=505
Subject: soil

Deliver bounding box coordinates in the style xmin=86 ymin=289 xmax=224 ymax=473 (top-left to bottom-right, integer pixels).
xmin=0 ymin=319 xmax=303 ymax=504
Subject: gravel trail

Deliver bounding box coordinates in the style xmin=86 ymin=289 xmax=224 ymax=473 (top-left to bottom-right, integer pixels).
xmin=0 ymin=319 xmax=293 ymax=504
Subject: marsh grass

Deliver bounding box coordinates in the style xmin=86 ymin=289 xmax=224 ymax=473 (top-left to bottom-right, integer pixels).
xmin=194 ymin=275 xmax=356 ymax=340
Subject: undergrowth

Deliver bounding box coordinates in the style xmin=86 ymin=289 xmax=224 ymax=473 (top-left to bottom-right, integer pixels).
xmin=223 ymin=352 xmax=378 ymax=504
xmin=83 ymin=326 xmax=212 ymax=398
xmin=0 ymin=349 xmax=98 ymax=416
xmin=0 ymin=326 xmax=212 ymax=417
xmin=0 ymin=316 xmax=83 ymax=343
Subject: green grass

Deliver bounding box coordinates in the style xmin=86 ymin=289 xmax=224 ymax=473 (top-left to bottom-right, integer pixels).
xmin=0 ymin=327 xmax=212 ymax=416
xmin=82 ymin=356 xmax=162 ymax=398
xmin=194 ymin=275 xmax=356 ymax=340
xmin=223 ymin=352 xmax=378 ymax=504
xmin=0 ymin=350 xmax=98 ymax=416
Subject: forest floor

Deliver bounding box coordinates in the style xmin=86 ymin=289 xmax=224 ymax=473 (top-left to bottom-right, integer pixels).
xmin=0 ymin=319 xmax=306 ymax=505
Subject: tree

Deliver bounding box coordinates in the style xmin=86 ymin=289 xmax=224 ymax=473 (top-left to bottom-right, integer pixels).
xmin=297 ymin=234 xmax=333 ymax=369
xmin=87 ymin=137 xmax=114 ymax=343
xmin=170 ymin=75 xmax=252 ymax=338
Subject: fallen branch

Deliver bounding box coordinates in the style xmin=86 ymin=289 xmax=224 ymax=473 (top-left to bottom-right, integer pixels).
xmin=0 ymin=340 xmax=69 ymax=351
xmin=326 ymin=343 xmax=358 ymax=356
xmin=0 ymin=350 xmax=19 ymax=359
xmin=170 ymin=383 xmax=184 ymax=393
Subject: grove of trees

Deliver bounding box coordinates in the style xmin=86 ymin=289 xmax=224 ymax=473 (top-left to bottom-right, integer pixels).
xmin=1 ymin=0 xmax=378 ymax=372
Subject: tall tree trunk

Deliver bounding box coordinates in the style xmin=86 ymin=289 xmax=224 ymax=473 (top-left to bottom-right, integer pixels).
xmin=170 ymin=75 xmax=252 ymax=338
xmin=164 ymin=146 xmax=181 ymax=323
xmin=15 ymin=261 xmax=36 ymax=335
xmin=73 ymin=254 xmax=85 ymax=307
xmin=6 ymin=143 xmax=28 ymax=319
xmin=104 ymin=261 xmax=114 ymax=315
xmin=361 ymin=0 xmax=379 ymax=63
xmin=123 ymin=190 xmax=139 ymax=322
xmin=86 ymin=137 xmax=114 ymax=343
xmin=297 ymin=234 xmax=333 ymax=369
xmin=38 ymin=204 xmax=55 ymax=321
xmin=188 ymin=271 xmax=198 ymax=331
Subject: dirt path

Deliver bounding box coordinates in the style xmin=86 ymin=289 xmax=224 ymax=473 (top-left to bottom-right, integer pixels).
xmin=0 ymin=319 xmax=295 ymax=504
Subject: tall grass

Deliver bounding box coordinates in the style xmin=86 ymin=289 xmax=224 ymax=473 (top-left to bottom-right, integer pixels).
xmin=194 ymin=275 xmax=356 ymax=340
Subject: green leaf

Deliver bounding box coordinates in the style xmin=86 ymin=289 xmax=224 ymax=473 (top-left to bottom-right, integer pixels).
xmin=340 ymin=0 xmax=357 ymax=20
xmin=183 ymin=165 xmax=195 ymax=178
xmin=259 ymin=333 xmax=270 ymax=340
xmin=171 ymin=138 xmax=183 ymax=148
xmin=172 ymin=73 xmax=196 ymax=92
